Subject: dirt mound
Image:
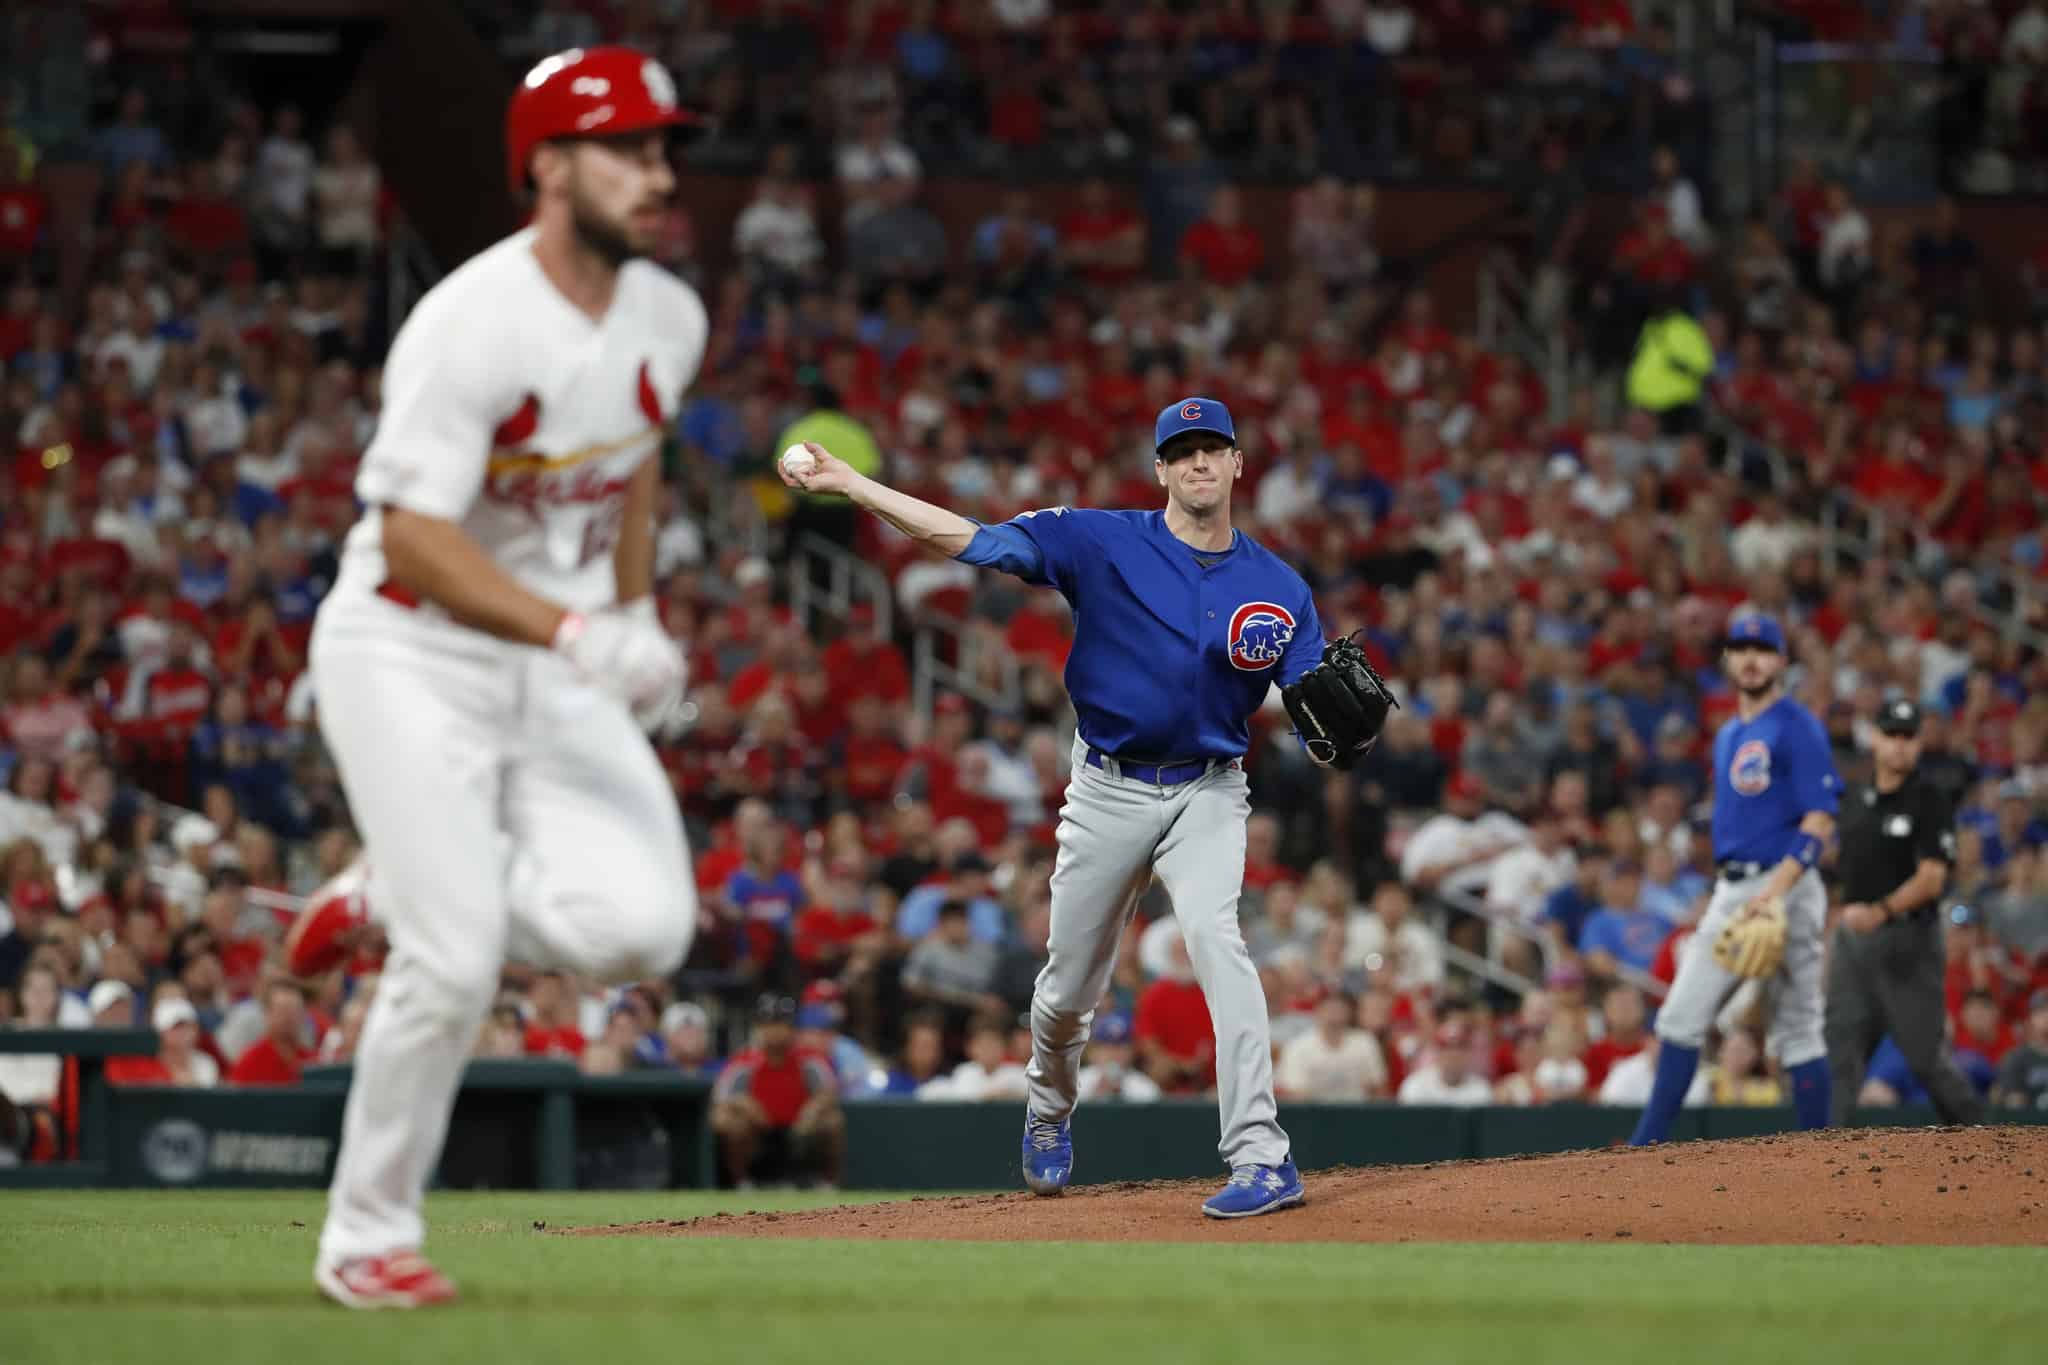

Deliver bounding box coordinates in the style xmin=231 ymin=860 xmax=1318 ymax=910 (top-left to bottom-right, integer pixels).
xmin=593 ymin=1125 xmax=2048 ymax=1245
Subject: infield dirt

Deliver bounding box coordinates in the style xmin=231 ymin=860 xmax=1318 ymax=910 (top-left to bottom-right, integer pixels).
xmin=591 ymin=1124 xmax=2048 ymax=1245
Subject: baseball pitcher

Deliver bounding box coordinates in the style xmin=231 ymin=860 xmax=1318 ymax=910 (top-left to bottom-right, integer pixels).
xmin=288 ymin=48 xmax=706 ymax=1305
xmin=1629 ymin=615 xmax=1841 ymax=1145
xmin=781 ymin=398 xmax=1394 ymax=1218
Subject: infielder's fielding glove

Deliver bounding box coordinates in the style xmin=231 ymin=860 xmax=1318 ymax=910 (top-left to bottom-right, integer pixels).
xmin=1281 ymin=634 xmax=1399 ymax=771
xmin=1712 ymin=896 xmax=1788 ymax=979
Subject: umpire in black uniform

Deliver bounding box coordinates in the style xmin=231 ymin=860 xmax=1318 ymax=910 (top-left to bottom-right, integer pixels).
xmin=1823 ymin=700 xmax=1984 ymax=1125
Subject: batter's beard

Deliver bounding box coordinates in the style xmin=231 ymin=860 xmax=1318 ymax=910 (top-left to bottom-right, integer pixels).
xmin=1737 ymin=676 xmax=1780 ymax=700
xmin=569 ymin=196 xmax=642 ymax=270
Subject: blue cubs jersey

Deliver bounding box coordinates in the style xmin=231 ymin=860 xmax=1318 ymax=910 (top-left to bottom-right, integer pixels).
xmin=994 ymin=507 xmax=1325 ymax=759
xmin=1709 ymin=695 xmax=1840 ymax=864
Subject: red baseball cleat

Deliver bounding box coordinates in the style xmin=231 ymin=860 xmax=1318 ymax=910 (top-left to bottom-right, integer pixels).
xmin=284 ymin=861 xmax=370 ymax=978
xmin=315 ymin=1251 xmax=459 ymax=1309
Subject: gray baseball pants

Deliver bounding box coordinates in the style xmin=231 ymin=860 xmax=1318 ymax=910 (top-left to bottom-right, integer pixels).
xmin=1024 ymin=738 xmax=1289 ymax=1170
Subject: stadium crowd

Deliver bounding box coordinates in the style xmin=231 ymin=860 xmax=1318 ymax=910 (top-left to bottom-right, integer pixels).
xmin=4 ymin=1 xmax=2048 ymax=1178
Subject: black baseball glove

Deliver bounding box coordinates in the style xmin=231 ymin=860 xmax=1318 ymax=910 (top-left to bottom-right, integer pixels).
xmin=1281 ymin=634 xmax=1399 ymax=771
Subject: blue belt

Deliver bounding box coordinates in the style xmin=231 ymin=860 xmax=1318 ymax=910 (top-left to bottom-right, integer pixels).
xmin=1717 ymin=860 xmax=1770 ymax=881
xmin=1084 ymin=747 xmax=1233 ymax=787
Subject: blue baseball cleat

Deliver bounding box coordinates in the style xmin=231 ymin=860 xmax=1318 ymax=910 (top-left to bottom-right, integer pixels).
xmin=1201 ymin=1159 xmax=1306 ymax=1219
xmin=1021 ymin=1112 xmax=1072 ymax=1196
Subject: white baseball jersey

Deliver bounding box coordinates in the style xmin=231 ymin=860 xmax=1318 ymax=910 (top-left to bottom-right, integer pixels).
xmin=336 ymin=226 xmax=708 ymax=614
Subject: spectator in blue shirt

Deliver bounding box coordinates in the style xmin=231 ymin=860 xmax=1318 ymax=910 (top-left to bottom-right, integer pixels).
xmin=1323 ymin=443 xmax=1393 ymax=524
xmin=1639 ymin=843 xmax=1706 ymax=925
xmin=971 ymin=192 xmax=1057 ymax=265
xmin=190 ymin=682 xmax=303 ymax=838
xmin=1639 ymin=713 xmax=1708 ymax=806
xmin=1577 ymin=862 xmax=1671 ymax=981
xmin=1541 ymin=848 xmax=1609 ymax=959
xmin=725 ymin=819 xmax=805 ymax=968
xmin=796 ymin=1000 xmax=878 ymax=1098
xmin=1858 ymin=1035 xmax=1932 ymax=1107
xmin=878 ymin=1012 xmax=950 ymax=1095
xmin=1613 ymin=648 xmax=1693 ymax=748
xmin=659 ymin=1001 xmax=721 ymax=1078
xmin=95 ymin=90 xmax=171 ymax=179
xmin=1983 ymin=783 xmax=2048 ymax=874
xmin=896 ymin=851 xmax=1008 ymax=944
xmin=679 ymin=392 xmax=746 ymax=469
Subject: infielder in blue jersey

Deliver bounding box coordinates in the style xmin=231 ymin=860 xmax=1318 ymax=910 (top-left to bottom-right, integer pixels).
xmin=782 ymin=398 xmax=1389 ymax=1218
xmin=1629 ymin=615 xmax=1841 ymax=1144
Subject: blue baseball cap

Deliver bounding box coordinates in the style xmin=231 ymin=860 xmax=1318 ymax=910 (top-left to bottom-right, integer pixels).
xmin=1154 ymin=396 xmax=1236 ymax=455
xmin=1723 ymin=615 xmax=1786 ymax=654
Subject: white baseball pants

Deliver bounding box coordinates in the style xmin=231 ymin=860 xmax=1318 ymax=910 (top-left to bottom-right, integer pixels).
xmin=310 ymin=593 xmax=695 ymax=1264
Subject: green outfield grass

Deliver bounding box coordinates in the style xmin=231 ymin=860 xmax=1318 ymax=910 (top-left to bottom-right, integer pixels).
xmin=3 ymin=1190 xmax=2044 ymax=1365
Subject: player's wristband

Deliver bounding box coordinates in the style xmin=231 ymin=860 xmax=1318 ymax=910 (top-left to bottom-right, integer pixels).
xmin=1790 ymin=833 xmax=1823 ymax=869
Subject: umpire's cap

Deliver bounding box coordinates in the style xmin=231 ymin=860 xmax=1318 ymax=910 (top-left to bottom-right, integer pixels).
xmin=1154 ymin=396 xmax=1236 ymax=455
xmin=1876 ymin=699 xmax=1922 ymax=737
xmin=1723 ymin=615 xmax=1786 ymax=654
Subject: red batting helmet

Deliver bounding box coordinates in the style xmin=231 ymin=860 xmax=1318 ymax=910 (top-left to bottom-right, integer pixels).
xmin=505 ymin=46 xmax=695 ymax=195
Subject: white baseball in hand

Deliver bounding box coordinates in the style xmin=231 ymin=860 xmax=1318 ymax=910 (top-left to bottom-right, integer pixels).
xmin=781 ymin=444 xmax=817 ymax=478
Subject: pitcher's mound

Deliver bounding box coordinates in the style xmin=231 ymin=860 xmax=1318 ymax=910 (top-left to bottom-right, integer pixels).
xmin=594 ymin=1125 xmax=2048 ymax=1245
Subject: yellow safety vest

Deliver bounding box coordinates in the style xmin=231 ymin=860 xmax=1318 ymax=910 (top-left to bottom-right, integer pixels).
xmin=1625 ymin=312 xmax=1714 ymax=412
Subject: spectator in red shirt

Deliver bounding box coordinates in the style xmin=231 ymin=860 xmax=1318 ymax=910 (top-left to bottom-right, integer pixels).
xmin=164 ymin=161 xmax=249 ymax=263
xmin=1614 ymin=206 xmax=1696 ymax=291
xmin=521 ymin=969 xmax=587 ymax=1059
xmin=835 ymin=692 xmax=908 ymax=808
xmin=725 ymin=692 xmax=825 ymax=830
xmin=0 ymin=280 xmax=40 ymax=361
xmin=1178 ymin=186 xmax=1264 ymax=289
xmin=1395 ymin=290 xmax=1455 ymax=359
xmin=1135 ymin=936 xmax=1216 ymax=1094
xmin=1057 ymin=177 xmax=1144 ymax=289
xmin=228 ymin=979 xmax=312 ymax=1086
xmin=903 ymin=691 xmax=974 ymax=808
xmin=1953 ymin=987 xmax=2016 ymax=1067
xmin=791 ymin=857 xmax=888 ymax=984
xmin=132 ymin=619 xmax=214 ymax=734
xmin=727 ymin=619 xmax=807 ymax=713
xmin=3 ymin=654 xmax=97 ymax=762
xmin=710 ymin=993 xmax=844 ymax=1188
xmin=109 ymin=996 xmax=222 ymax=1087
xmin=1244 ymin=812 xmax=1290 ymax=894
xmin=1852 ymin=423 xmax=1939 ymax=513
xmin=197 ymin=870 xmax=267 ymax=999
xmin=1572 ymin=0 xmax=1636 ymax=44
xmin=819 ymin=603 xmax=910 ymax=704
xmin=1579 ymin=982 xmax=1651 ymax=1089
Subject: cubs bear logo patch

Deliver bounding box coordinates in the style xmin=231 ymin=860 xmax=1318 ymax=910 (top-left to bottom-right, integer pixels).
xmin=1227 ymin=601 xmax=1295 ymax=671
xmin=1729 ymin=739 xmax=1772 ymax=796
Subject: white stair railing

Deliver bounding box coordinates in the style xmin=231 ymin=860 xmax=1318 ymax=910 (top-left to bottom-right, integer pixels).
xmin=910 ymin=623 xmax=1021 ymax=717
xmin=786 ymin=531 xmax=892 ymax=641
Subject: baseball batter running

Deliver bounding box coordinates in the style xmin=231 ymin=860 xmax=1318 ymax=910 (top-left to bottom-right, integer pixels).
xmin=780 ymin=398 xmax=1394 ymax=1217
xmin=281 ymin=47 xmax=706 ymax=1306
xmin=1629 ymin=615 xmax=1841 ymax=1145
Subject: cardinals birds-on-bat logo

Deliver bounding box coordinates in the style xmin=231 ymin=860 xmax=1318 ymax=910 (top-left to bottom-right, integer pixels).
xmin=481 ymin=363 xmax=665 ymax=512
xmin=489 ymin=362 xmax=665 ymax=452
